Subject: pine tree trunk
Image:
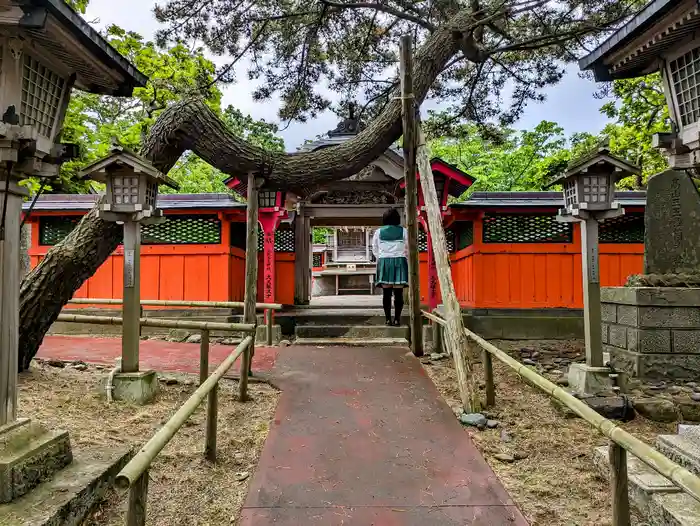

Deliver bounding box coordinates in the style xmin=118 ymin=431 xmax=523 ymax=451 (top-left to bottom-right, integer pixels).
xmin=18 ymin=204 xmax=122 ymax=370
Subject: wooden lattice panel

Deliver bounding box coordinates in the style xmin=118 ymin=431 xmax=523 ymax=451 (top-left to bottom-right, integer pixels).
xmin=483 ymin=213 xmax=572 ymax=243
xmin=39 ymin=216 xmax=80 ymax=246
xmin=141 ymin=215 xmax=221 ymax=244
xmin=454 ymin=221 xmax=474 ymax=250
xmin=418 ymin=227 xmax=455 ymax=252
xmin=600 ymin=212 xmax=645 ymax=244
xmin=21 ymin=55 xmax=64 ymax=137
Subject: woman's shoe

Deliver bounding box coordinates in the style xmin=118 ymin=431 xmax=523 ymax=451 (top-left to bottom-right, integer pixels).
xmin=393 ymin=319 xmax=401 ymax=326
xmin=385 ymin=320 xmax=393 ymax=326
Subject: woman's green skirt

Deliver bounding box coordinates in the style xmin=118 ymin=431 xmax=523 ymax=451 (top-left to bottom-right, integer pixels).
xmin=375 ymin=257 xmax=409 ymax=288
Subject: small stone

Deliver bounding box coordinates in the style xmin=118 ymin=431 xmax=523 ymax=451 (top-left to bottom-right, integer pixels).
xmin=183 ymin=379 xmax=195 ymax=386
xmin=279 ymin=340 xmax=291 ymax=347
xmin=430 ymin=353 xmax=446 ymax=361
xmin=668 ymin=386 xmax=682 ymax=395
xmin=522 ymin=358 xmax=537 ymax=366
xmin=633 ymin=397 xmax=677 ymax=423
xmin=500 ymin=429 xmax=512 ymax=443
xmin=687 ymin=382 xmax=698 ymax=389
xmin=459 ymin=413 xmax=487 ymax=427
xmin=555 ymin=376 xmax=569 ymax=387
xmin=486 ymin=420 xmax=499 ymax=429
xmin=95 ymin=365 xmax=104 ymax=370
xmin=235 ymin=471 xmax=250 ymax=482
xmin=222 ymin=338 xmax=238 ymax=345
xmin=513 ymin=451 xmax=529 ymax=461
xmin=691 ymin=393 xmax=700 ymax=402
xmin=72 ymin=364 xmax=88 ymax=371
xmin=159 ymin=376 xmax=179 ymax=385
xmin=646 ymin=384 xmax=665 ymax=391
xmin=493 ymin=453 xmax=515 ymax=463
xmin=186 ymin=334 xmax=202 ymax=344
xmin=531 ymin=351 xmax=540 ymax=359
xmin=695 ymin=386 xmax=700 ymax=393
xmin=47 ymin=359 xmax=65 ymax=368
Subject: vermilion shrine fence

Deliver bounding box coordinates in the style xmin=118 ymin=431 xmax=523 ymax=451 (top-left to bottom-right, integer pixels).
xmin=24 ymin=191 xmax=645 ymax=310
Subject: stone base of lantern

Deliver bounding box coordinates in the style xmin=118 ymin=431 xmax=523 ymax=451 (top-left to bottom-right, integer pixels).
xmin=106 ymin=370 xmax=159 ymax=405
xmin=567 ymin=363 xmax=617 ymax=395
xmin=602 ymin=287 xmax=700 ymax=382
xmin=0 ymin=418 xmax=72 ymax=503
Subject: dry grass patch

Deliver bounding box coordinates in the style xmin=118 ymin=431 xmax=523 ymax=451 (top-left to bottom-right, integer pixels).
xmin=19 ymin=361 xmax=280 ymax=526
xmin=424 ymin=339 xmax=675 ymax=526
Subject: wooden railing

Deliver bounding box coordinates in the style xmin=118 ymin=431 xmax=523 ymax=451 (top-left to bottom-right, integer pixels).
xmin=422 ymin=310 xmax=700 ymax=526
xmin=56 ymin=315 xmax=258 ymax=525
xmin=66 ymin=298 xmax=282 ymax=346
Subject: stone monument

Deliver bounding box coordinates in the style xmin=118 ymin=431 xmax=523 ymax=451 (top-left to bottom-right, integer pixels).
xmin=602 ymin=170 xmax=700 ymax=381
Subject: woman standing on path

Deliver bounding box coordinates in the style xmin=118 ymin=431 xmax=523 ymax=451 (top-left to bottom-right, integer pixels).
xmin=372 ymin=208 xmax=409 ymax=326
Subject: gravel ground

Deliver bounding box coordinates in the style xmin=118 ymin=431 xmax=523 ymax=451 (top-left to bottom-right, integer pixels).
xmin=19 ymin=360 xmax=279 ymax=526
xmin=423 ymin=339 xmax=676 ymax=526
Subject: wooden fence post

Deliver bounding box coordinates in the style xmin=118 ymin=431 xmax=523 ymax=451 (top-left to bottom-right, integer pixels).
xmin=199 ymin=329 xmax=217 ymax=461
xmin=482 ymin=348 xmax=495 ymax=407
xmin=432 ymin=322 xmax=443 ymax=354
xmin=199 ymin=329 xmax=209 ymax=386
xmin=126 ymin=468 xmax=149 ymax=526
xmin=609 ymin=442 xmax=631 ymax=526
xmin=240 ymin=172 xmax=260 ymax=402
xmin=400 ymin=34 xmax=423 ymax=357
xmin=266 ymin=309 xmax=273 ymax=346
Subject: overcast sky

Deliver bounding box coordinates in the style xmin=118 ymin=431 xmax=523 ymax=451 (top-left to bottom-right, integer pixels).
xmin=85 ymin=0 xmax=612 ymax=152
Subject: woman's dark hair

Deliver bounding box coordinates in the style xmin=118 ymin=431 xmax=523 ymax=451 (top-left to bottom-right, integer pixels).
xmin=382 ymin=208 xmax=401 ymax=226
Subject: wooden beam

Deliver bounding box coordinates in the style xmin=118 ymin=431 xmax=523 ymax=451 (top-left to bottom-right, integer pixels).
xmin=400 ymin=35 xmax=423 ymax=357
xmin=240 ymin=172 xmax=260 ymax=401
xmin=417 ymin=126 xmax=480 ymax=412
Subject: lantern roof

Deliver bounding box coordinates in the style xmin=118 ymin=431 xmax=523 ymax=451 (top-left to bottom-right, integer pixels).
xmin=579 ymin=0 xmax=700 ymax=81
xmin=79 ymin=146 xmax=179 ymax=190
xmin=1 ymin=0 xmax=147 ymax=95
xmin=546 ymin=147 xmax=641 ymax=188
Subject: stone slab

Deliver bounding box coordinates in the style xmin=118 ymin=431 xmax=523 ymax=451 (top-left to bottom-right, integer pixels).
xmin=567 ymin=363 xmax=614 ymax=395
xmin=0 ymin=419 xmax=72 ymax=503
xmin=673 ymin=330 xmax=700 ymax=354
xmin=593 ymin=446 xmax=681 ymax=519
xmin=294 ymin=325 xmax=410 ymax=339
xmin=292 ymin=337 xmax=409 ymax=347
xmin=656 ymin=435 xmax=700 ymax=478
xmin=627 ymin=328 xmax=672 ymax=354
xmin=0 ymin=446 xmax=133 ymax=526
xmin=607 ymin=346 xmax=700 ymax=382
xmin=649 ymin=493 xmax=700 ymax=526
xmin=602 ymin=287 xmax=700 ymax=307
xmin=638 ymin=307 xmax=700 ymax=329
xmin=644 ymin=170 xmax=700 ymax=275
xmin=109 ymin=370 xmax=159 ymax=404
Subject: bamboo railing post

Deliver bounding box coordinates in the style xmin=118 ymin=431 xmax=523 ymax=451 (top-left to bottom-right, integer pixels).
xmin=266 ymin=309 xmax=273 ymax=346
xmin=126 ymin=468 xmax=149 ymax=526
xmin=432 ymin=321 xmax=443 ymax=354
xmin=240 ymin=172 xmax=260 ymax=402
xmin=199 ymin=330 xmax=209 ymax=386
xmin=482 ymin=348 xmax=495 ymax=407
xmin=199 ymin=329 xmax=217 ymax=461
xmin=610 ymin=442 xmax=631 ymax=526
xmin=400 ymin=34 xmax=423 ymax=357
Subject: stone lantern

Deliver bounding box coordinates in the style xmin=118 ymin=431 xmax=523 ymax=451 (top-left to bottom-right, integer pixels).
xmin=549 ymin=147 xmax=640 ymax=395
xmin=0 ymin=2 xmax=146 ymax=520
xmin=80 ymin=146 xmax=178 ymax=403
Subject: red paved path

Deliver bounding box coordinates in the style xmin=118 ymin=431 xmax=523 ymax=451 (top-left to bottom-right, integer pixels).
xmin=36 ymin=336 xmax=277 ymax=374
xmin=240 ymin=346 xmax=527 ymax=525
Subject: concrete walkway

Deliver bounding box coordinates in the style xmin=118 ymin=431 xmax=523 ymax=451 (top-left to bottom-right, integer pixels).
xmin=240 ymin=346 xmax=527 ymax=525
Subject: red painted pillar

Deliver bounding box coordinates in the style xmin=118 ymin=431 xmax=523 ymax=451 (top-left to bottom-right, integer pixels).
xmin=420 ymin=213 xmax=440 ymax=311
xmin=259 ymin=214 xmax=280 ymax=304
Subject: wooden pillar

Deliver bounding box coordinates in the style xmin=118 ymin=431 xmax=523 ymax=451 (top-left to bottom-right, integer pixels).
xmin=426 ymin=222 xmax=439 ymax=311
xmin=260 ymin=214 xmax=278 ymax=304
xmin=122 ymin=220 xmax=141 ymax=373
xmin=294 ymin=207 xmax=310 ymax=305
xmin=0 ymin=176 xmax=26 ymax=425
xmin=400 ymin=34 xmax=423 ymax=357
xmin=240 ymin=173 xmax=260 ymax=401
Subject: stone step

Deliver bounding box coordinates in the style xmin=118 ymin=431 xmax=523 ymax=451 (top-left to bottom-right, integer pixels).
xmin=293 ymin=337 xmax=409 ymax=347
xmin=295 ymin=325 xmax=409 ymax=339
xmin=648 ymin=493 xmax=700 ymax=526
xmin=0 ymin=446 xmax=133 ymax=525
xmin=593 ymin=446 xmax=682 ymax=520
xmin=656 ymin=434 xmax=700 ymax=478
xmin=286 ymin=313 xmax=412 ymax=327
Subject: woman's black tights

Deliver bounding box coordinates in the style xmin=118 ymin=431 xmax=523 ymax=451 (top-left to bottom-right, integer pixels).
xmin=382 ymin=287 xmax=404 ymax=324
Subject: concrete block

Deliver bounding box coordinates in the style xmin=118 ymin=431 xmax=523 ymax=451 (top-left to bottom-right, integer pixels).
xmin=593 ymin=446 xmax=681 ymax=520
xmin=649 ymin=493 xmax=700 ymax=526
xmin=602 ymin=323 xmax=609 ymax=344
xmin=602 ymin=303 xmax=617 ymax=323
xmin=639 ymin=307 xmax=700 ymax=329
xmin=656 ymin=434 xmax=700 ymax=478
xmin=108 ymin=370 xmax=159 ymax=404
xmin=617 ymin=305 xmax=639 ymax=326
xmin=608 ymin=347 xmax=700 ymax=382
xmin=0 ymin=419 xmax=72 ymax=504
xmin=602 ymin=287 xmax=700 ymax=307
xmin=0 ymin=446 xmax=133 ymax=526
xmin=567 ymin=363 xmax=614 ymax=395
xmin=600 ymin=287 xmax=637 ymax=304
xmin=627 ymin=328 xmax=672 ymax=354
xmin=672 ymin=330 xmax=700 ymax=354
xmin=608 ymin=324 xmax=627 ymax=348
xmin=295 ymin=325 xmax=409 ymax=339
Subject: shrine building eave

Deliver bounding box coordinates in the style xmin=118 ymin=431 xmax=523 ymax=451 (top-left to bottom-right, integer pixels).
xmin=3 ymin=0 xmax=148 ymax=95
xmin=579 ymin=0 xmax=700 ymax=81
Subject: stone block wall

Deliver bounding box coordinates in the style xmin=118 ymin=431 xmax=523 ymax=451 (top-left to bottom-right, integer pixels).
xmin=601 ymin=287 xmax=700 ymax=381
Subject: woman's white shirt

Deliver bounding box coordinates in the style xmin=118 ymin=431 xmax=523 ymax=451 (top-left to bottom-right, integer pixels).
xmin=371 ymin=227 xmax=408 ymax=259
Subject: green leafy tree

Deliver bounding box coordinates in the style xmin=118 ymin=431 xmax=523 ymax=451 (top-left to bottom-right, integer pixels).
xmin=66 ymin=0 xmax=89 ymax=14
